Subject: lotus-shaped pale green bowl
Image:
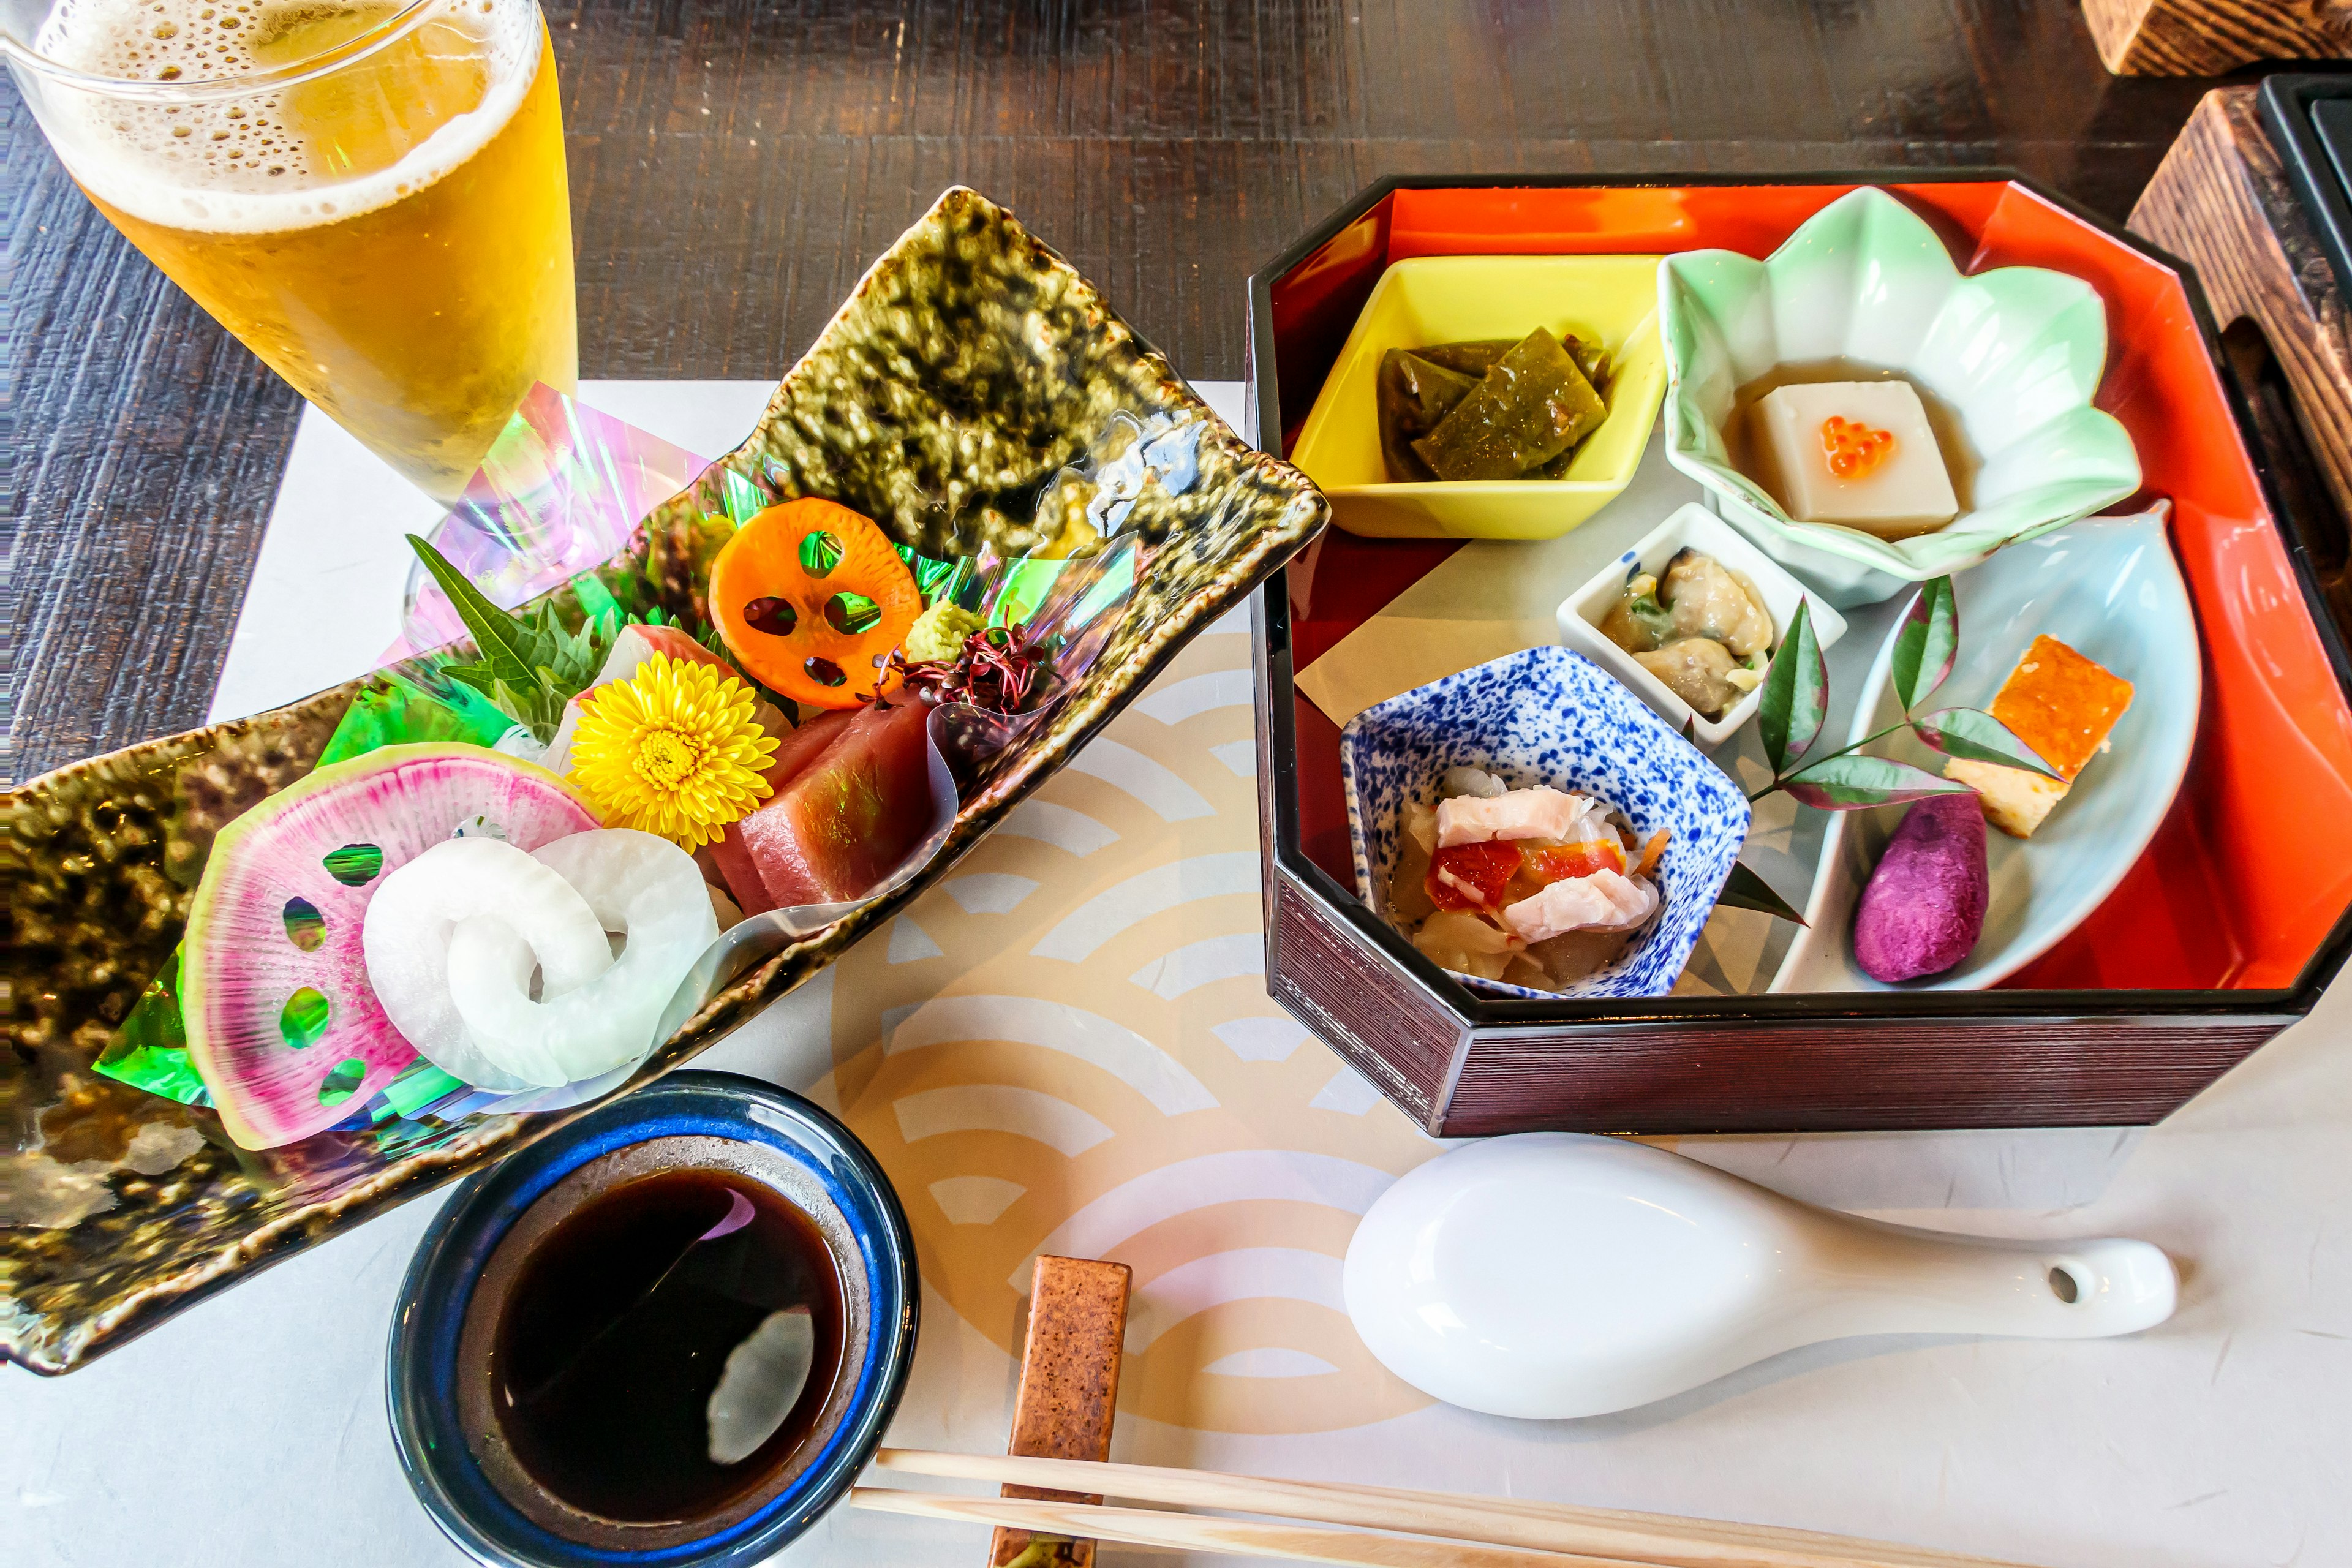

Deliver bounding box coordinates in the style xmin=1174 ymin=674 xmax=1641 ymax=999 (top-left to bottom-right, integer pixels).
xmin=1658 ymin=186 xmax=2142 ymax=605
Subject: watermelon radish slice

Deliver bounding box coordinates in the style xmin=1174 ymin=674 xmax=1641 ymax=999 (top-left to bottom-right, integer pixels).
xmin=181 ymin=744 xmax=598 ymax=1150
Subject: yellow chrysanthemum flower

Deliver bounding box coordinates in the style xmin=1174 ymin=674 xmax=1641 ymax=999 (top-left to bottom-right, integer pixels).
xmin=567 ymin=652 xmax=780 ymax=850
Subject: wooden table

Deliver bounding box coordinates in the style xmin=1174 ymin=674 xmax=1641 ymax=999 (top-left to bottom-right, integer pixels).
xmin=10 ymin=0 xmax=2237 ymax=784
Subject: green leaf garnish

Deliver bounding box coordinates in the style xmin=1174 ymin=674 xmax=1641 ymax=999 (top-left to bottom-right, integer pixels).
xmin=1890 ymin=576 xmax=1959 ymax=715
xmin=1910 ymin=707 xmax=2065 ymax=779
xmin=409 ymin=534 xmax=546 ymax=692
xmin=1755 ymin=598 xmax=1825 ymax=777
xmin=407 ymin=535 xmax=635 ymax=742
xmin=1781 ymin=753 xmax=1975 ymax=811
xmin=1714 ymin=861 xmax=1808 ymax=925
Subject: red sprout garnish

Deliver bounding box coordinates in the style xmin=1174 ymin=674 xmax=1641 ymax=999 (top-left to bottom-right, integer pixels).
xmin=882 ymin=625 xmax=1057 ymax=714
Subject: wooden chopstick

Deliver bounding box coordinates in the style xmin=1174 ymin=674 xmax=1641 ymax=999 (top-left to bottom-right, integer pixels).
xmin=864 ymin=1449 xmax=2041 ymax=1568
xmin=849 ymin=1487 xmax=1624 ymax=1567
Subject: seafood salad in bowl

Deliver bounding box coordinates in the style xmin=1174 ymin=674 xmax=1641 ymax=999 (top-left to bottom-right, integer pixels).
xmin=1341 ymin=645 xmax=1750 ymax=1001
xmin=1388 ymin=769 xmax=1668 ymax=992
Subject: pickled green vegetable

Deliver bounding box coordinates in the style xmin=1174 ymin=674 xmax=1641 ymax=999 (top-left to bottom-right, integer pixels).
xmin=1377 ymin=349 xmax=1481 ymax=481
xmin=1411 ymin=339 xmax=1517 ymax=378
xmin=1419 ymin=334 xmax=1607 ymax=388
xmin=1410 ymin=326 xmax=1606 ymax=481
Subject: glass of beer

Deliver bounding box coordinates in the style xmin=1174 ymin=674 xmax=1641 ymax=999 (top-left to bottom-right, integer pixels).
xmin=6 ymin=0 xmax=577 ymax=502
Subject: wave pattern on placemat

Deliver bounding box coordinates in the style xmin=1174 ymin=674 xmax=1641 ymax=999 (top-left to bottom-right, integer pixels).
xmin=824 ymin=614 xmax=1440 ymax=1434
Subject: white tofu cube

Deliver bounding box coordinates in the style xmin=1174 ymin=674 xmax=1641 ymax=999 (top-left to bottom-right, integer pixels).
xmin=1751 ymin=380 xmax=1959 ymax=538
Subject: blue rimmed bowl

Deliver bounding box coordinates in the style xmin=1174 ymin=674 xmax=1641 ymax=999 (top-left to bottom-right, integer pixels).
xmin=1340 ymin=646 xmax=1751 ymax=1000
xmin=387 ymin=1071 xmax=917 ymax=1568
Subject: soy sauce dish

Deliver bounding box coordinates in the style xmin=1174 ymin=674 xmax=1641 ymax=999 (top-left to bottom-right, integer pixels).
xmin=388 ymin=1072 xmax=918 ymax=1567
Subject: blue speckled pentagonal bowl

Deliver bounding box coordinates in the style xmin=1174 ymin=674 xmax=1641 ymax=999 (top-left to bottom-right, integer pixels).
xmin=1340 ymin=646 xmax=1750 ymax=1000
xmin=387 ymin=1072 xmax=916 ymax=1568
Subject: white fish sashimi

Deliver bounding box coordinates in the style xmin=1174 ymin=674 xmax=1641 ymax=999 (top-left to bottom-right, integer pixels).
xmin=1435 ymin=786 xmax=1600 ymax=847
xmin=1502 ymin=869 xmax=1660 ymax=943
xmin=363 ymin=839 xmax=613 ymax=1090
xmin=446 ymin=829 xmax=719 ymax=1084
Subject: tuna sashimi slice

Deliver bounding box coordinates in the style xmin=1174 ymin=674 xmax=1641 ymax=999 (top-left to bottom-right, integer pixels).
xmin=704 ymin=707 xmax=855 ymax=915
xmin=756 ymin=706 xmax=856 ymax=788
xmin=737 ymin=698 xmax=935 ymax=907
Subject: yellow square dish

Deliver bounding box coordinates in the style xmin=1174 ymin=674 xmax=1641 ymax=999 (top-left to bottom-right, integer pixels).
xmin=1289 ymin=254 xmax=1668 ymax=540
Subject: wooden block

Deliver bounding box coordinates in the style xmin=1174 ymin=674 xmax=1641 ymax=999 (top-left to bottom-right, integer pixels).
xmin=989 ymin=1256 xmax=1133 ymax=1568
xmin=2081 ymin=0 xmax=2352 ymax=75
xmin=2130 ymin=88 xmax=2352 ymax=639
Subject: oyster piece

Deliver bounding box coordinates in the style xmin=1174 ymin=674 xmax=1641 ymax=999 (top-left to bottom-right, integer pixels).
xmin=1635 ymin=636 xmax=1748 ymax=719
xmin=1599 ymin=571 xmax=1676 ymax=654
xmin=1660 ymin=548 xmax=1774 ymax=657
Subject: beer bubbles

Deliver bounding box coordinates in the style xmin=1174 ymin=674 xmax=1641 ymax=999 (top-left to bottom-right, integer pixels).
xmin=34 ymin=0 xmax=537 ymax=232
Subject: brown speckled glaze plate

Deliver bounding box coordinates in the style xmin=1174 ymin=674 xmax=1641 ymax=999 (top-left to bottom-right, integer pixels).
xmin=1 ymin=187 xmax=1328 ymax=1375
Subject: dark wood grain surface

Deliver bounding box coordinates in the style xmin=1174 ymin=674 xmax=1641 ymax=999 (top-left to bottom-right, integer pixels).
xmin=9 ymin=0 xmax=2238 ymax=785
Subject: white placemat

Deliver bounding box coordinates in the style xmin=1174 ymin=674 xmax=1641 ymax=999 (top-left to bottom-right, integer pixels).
xmin=12 ymin=383 xmax=2348 ymax=1568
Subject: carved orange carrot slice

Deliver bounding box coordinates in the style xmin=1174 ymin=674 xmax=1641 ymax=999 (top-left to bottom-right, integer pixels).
xmin=709 ymin=499 xmax=922 ymax=709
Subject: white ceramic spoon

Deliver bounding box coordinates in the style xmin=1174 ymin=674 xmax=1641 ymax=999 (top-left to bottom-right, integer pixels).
xmin=1343 ymin=1133 xmax=2177 ymax=1420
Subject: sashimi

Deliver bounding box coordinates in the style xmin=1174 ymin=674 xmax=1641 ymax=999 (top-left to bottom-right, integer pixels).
xmin=736 ymin=697 xmax=935 ymax=907
xmin=704 ymin=707 xmax=855 ymax=914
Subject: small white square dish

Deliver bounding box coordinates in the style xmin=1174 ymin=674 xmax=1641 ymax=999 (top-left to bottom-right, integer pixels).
xmin=1556 ymin=501 xmax=1850 ymax=749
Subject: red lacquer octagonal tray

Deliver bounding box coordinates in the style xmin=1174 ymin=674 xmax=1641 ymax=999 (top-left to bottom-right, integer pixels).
xmin=1247 ymin=173 xmax=2352 ymax=1136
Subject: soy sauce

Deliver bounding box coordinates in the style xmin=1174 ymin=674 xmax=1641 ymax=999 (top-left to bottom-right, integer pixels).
xmin=491 ymin=1169 xmax=845 ymax=1523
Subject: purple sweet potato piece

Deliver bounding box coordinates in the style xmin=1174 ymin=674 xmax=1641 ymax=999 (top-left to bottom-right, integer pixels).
xmin=1853 ymin=793 xmax=1989 ymax=982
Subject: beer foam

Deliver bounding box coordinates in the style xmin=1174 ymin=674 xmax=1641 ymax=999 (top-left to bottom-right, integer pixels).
xmin=34 ymin=0 xmax=537 ymax=233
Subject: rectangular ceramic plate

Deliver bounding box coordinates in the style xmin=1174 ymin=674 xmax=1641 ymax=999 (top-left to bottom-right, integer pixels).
xmin=1248 ymin=172 xmax=2352 ymax=1136
xmin=1 ymin=187 xmax=1329 ymax=1375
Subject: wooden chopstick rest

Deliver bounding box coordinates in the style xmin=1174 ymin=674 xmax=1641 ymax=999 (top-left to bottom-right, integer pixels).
xmin=989 ymin=1255 xmax=1133 ymax=1567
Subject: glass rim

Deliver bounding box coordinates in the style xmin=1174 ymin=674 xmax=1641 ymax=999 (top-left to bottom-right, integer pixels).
xmin=1 ymin=0 xmax=453 ymax=104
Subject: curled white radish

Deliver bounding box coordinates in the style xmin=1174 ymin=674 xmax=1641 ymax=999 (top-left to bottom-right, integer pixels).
xmin=362 ymin=837 xmax=612 ymax=1090
xmin=446 ymin=829 xmax=718 ymax=1084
